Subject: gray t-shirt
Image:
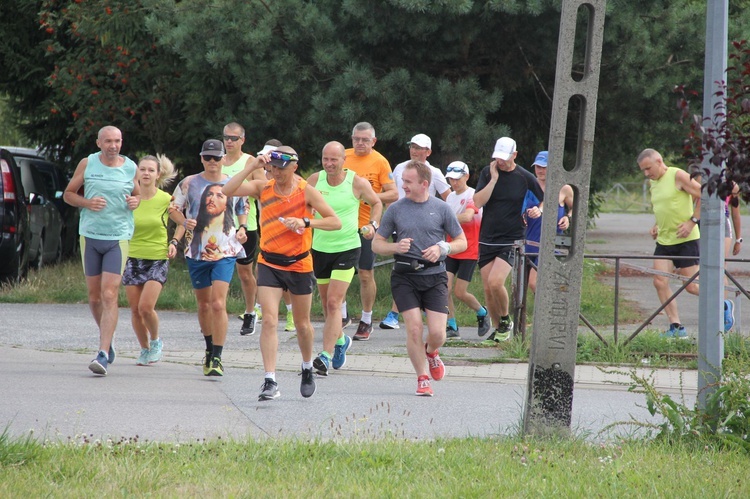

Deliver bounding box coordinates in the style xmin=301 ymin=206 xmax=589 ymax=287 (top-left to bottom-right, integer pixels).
xmin=377 ymin=196 xmax=463 ymax=275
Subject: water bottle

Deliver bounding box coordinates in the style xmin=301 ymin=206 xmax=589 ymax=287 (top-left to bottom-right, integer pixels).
xmin=278 ymin=217 xmax=304 ymax=235
xmin=360 ymin=225 xmax=370 ymax=236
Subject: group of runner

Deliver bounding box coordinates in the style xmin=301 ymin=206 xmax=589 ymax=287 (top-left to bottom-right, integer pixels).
xmin=67 ymin=123 xmax=572 ymax=399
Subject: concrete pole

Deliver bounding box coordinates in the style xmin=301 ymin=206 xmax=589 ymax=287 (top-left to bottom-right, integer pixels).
xmin=523 ymin=0 xmax=606 ymax=436
xmin=697 ymin=0 xmax=727 ymax=410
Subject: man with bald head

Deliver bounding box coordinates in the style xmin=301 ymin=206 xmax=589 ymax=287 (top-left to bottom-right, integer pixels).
xmin=64 ymin=125 xmax=140 ymax=375
xmin=307 ymin=141 xmax=383 ymax=375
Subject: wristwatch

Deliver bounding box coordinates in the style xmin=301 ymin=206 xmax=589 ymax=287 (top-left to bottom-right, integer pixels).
xmin=303 ymin=217 xmax=311 ymax=228
xmin=370 ymin=220 xmax=379 ymax=230
xmin=690 ymin=216 xmax=700 ymax=224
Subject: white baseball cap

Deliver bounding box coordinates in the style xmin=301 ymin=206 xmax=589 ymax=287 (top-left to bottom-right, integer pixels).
xmin=492 ymin=137 xmax=517 ymax=161
xmin=445 ymin=161 xmax=469 ymax=179
xmin=407 ymin=133 xmax=432 ymax=149
xmin=257 ymin=144 xmax=277 ymax=156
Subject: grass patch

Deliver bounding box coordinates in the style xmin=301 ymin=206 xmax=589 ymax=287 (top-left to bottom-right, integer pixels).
xmin=465 ymin=331 xmax=750 ymax=369
xmin=0 ymin=255 xmax=639 ymax=328
xmin=0 ymin=434 xmax=748 ymax=496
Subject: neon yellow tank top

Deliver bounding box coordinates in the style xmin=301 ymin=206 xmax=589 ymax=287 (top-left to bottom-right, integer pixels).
xmin=651 ymin=166 xmax=700 ymax=245
xmin=313 ymin=169 xmax=361 ymax=253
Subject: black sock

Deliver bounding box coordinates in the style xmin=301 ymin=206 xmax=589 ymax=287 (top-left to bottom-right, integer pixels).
xmin=502 ymin=315 xmax=510 ymax=322
xmin=212 ymin=345 xmax=223 ymax=359
xmin=204 ymin=334 xmax=213 ymax=351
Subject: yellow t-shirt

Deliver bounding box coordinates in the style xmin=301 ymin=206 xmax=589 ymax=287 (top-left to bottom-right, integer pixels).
xmin=129 ymin=189 xmax=172 ymax=260
xmin=223 ymin=153 xmax=258 ymax=231
xmin=344 ymin=148 xmax=393 ymax=227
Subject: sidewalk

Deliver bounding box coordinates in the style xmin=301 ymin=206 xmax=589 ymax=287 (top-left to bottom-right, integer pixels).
xmin=0 ymin=302 xmax=697 ymax=444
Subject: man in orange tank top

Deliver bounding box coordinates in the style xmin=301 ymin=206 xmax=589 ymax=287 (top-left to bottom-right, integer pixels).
xmin=223 ymin=146 xmax=341 ymax=401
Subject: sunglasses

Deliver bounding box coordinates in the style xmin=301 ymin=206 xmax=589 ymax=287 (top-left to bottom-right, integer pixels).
xmin=269 ymin=151 xmax=299 ymax=162
xmin=223 ymin=135 xmax=243 ymax=142
xmin=202 ymin=155 xmax=223 ymax=162
xmin=446 ymin=166 xmax=467 ymax=173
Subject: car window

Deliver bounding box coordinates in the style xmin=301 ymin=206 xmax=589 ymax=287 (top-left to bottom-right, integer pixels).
xmin=18 ymin=160 xmax=50 ymax=198
xmin=33 ymin=163 xmax=57 ymax=196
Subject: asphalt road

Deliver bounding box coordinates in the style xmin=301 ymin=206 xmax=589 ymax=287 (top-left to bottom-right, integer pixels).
xmin=5 ymin=211 xmax=743 ymax=443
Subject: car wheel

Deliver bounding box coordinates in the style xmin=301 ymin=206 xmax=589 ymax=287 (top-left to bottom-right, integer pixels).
xmin=31 ymin=235 xmax=44 ymax=271
xmin=53 ymin=234 xmax=63 ymax=264
xmin=0 ymin=249 xmax=22 ymax=285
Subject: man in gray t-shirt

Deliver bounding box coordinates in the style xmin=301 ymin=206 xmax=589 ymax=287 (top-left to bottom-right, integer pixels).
xmin=373 ymin=161 xmax=466 ymax=397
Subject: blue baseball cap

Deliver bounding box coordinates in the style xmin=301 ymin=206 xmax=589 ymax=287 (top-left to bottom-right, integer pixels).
xmin=533 ymin=151 xmax=548 ymax=168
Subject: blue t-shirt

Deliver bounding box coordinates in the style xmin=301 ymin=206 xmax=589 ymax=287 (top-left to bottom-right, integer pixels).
xmin=79 ymin=153 xmax=137 ymax=240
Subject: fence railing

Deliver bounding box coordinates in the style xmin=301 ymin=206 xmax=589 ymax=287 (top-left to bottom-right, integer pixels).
xmin=513 ymin=245 xmax=750 ymax=345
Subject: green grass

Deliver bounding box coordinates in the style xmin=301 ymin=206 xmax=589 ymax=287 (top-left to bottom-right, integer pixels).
xmin=0 ymin=255 xmax=634 ymax=327
xmin=1 ymin=431 xmax=748 ymax=496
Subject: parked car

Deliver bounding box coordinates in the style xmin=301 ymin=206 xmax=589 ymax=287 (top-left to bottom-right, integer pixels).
xmin=0 ymin=148 xmax=30 ymax=284
xmin=5 ymin=147 xmax=79 ymax=258
xmin=18 ymin=158 xmax=63 ymax=267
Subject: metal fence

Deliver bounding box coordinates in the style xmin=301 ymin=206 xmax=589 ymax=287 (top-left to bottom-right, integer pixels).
xmin=513 ymin=244 xmax=750 ymax=345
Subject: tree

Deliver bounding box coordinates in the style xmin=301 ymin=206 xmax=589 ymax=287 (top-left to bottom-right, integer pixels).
xmin=681 ymin=40 xmax=750 ymax=203
xmin=3 ymin=0 xmax=750 ymax=189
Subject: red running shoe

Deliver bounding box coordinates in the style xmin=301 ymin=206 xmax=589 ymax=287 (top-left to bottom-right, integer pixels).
xmin=416 ymin=376 xmax=433 ymax=396
xmin=353 ymin=321 xmax=372 ymax=341
xmin=426 ymin=346 xmax=445 ymax=381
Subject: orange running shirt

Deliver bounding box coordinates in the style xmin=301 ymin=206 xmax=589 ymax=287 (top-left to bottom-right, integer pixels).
xmin=344 ymin=148 xmax=393 ymax=227
xmin=258 ymin=179 xmax=313 ymax=273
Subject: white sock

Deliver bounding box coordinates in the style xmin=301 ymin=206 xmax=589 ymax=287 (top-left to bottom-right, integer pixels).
xmin=361 ymin=311 xmax=372 ymax=324
xmin=341 ymin=301 xmax=348 ymax=318
xmin=245 ymin=310 xmax=255 ymax=316
xmin=286 ymin=304 xmax=293 ymax=312
xmin=265 ymin=372 xmax=276 ymax=382
xmin=302 ymin=361 xmax=313 ymax=370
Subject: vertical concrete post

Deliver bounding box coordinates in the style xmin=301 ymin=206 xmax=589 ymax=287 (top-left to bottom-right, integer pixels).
xmin=697 ymin=0 xmax=727 ymax=410
xmin=523 ymin=0 xmax=606 ymax=436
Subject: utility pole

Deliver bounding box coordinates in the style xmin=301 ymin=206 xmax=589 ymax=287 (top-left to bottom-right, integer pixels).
xmin=523 ymin=0 xmax=606 ymax=435
xmin=697 ymin=0 xmax=727 ymax=410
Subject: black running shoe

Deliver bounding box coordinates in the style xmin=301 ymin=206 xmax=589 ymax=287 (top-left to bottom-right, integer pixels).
xmin=300 ymin=366 xmax=316 ymax=398
xmin=477 ymin=314 xmax=491 ymax=337
xmin=240 ymin=313 xmax=256 ymax=336
xmin=313 ymin=354 xmax=330 ymax=376
xmin=258 ymin=378 xmax=280 ymax=401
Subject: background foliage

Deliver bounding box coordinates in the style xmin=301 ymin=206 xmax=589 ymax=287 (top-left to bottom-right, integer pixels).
xmin=1 ymin=0 xmax=750 ymax=189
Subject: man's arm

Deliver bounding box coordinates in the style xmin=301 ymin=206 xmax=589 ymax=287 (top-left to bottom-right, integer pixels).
xmin=473 ymin=165 xmax=496 ymax=208
xmin=379 ymin=182 xmax=399 ymax=204
xmin=353 ymin=174 xmax=383 ymax=224
xmin=307 ymin=171 xmax=320 ymax=189
xmin=63 ymin=158 xmax=93 ymax=209
xmin=372 ymin=232 xmax=413 ymax=256
xmin=675 ymin=169 xmax=702 ymax=237
xmin=456 ymin=208 xmax=476 ymax=224
xmin=558 ymin=184 xmax=575 ymax=230
xmin=222 ymin=157 xmax=267 ymax=199
xmin=303 ymin=185 xmax=341 ymax=231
